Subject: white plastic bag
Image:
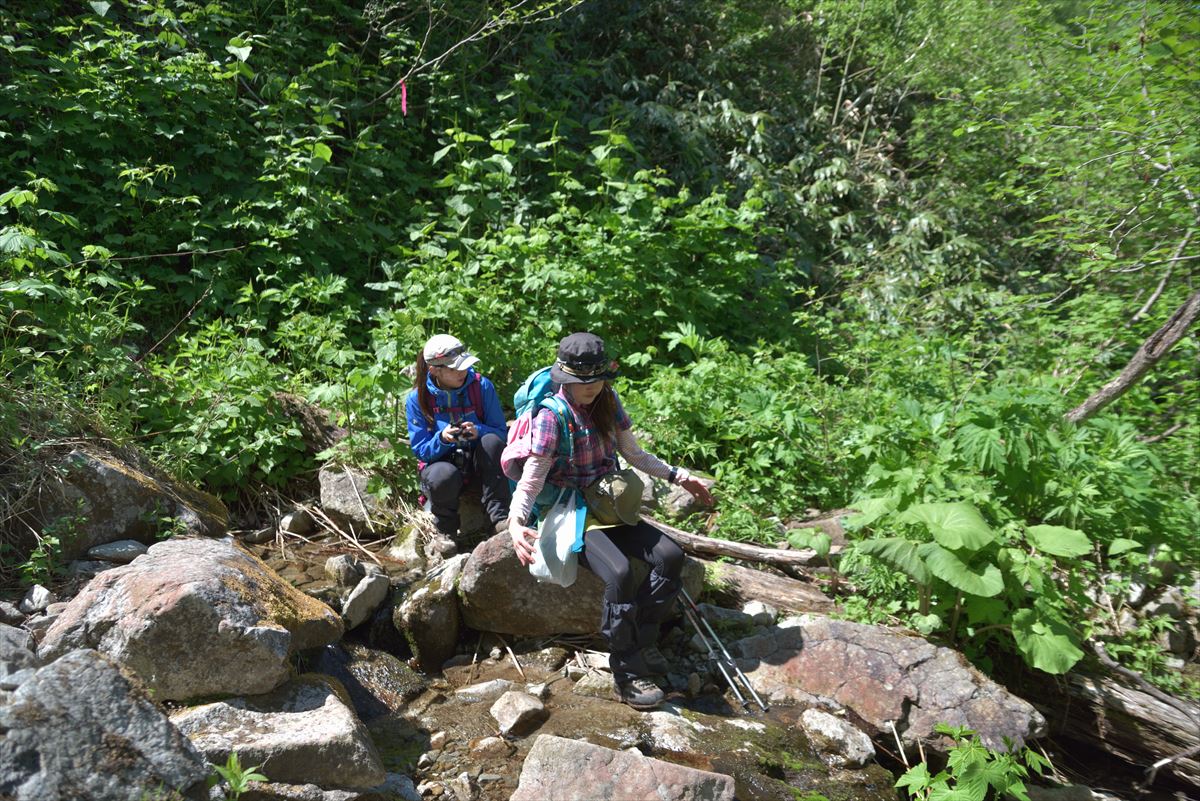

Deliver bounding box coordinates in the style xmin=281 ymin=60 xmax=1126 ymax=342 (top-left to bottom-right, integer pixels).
xmin=529 ymin=487 xmax=583 ymax=587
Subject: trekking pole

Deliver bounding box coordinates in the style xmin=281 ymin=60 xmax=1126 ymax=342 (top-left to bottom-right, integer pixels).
xmin=679 ymin=588 xmax=769 ymax=713
xmin=681 ymin=601 xmax=750 ymax=712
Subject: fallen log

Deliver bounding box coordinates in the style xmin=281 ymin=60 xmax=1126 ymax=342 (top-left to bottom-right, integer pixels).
xmin=697 ymin=558 xmax=835 ymax=615
xmin=645 ymin=515 xmax=845 ymax=569
xmin=1023 ymin=668 xmax=1200 ymax=790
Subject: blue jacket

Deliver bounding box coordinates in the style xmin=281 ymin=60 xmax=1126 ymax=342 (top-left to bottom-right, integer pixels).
xmin=405 ymin=369 xmax=507 ymax=464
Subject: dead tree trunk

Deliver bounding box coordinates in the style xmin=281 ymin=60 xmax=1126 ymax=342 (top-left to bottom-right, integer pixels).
xmin=699 ymin=558 xmax=835 ymax=614
xmin=644 ymin=515 xmax=846 ymax=569
xmin=1065 ymin=290 xmax=1200 ymax=423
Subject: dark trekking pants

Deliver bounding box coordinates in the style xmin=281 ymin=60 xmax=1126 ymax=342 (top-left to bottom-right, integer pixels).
xmin=419 ymin=432 xmax=511 ymax=543
xmin=579 ymin=521 xmax=684 ymax=682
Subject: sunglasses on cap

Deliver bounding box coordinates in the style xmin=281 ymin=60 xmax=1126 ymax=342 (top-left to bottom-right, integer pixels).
xmin=555 ymin=358 xmax=618 ymax=378
xmin=427 ymin=345 xmax=466 ymax=367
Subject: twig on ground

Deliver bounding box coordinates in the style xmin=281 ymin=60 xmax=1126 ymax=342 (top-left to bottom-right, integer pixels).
xmin=890 ymin=721 xmax=910 ymax=768
xmin=496 ymin=634 xmax=525 ymax=680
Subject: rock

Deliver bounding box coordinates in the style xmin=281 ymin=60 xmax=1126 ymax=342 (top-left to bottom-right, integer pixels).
xmin=525 ymin=646 xmax=570 ymax=671
xmin=742 ymin=600 xmax=778 ymax=625
xmin=238 ymin=771 xmax=420 ymax=801
xmin=67 ymin=559 xmax=116 ymax=579
xmin=458 ymin=532 xmax=703 ymax=636
xmin=641 ymin=708 xmax=721 ymax=754
xmin=273 ymin=392 xmax=348 ymax=456
xmin=319 ymin=464 xmax=393 ymax=536
xmin=800 ymin=708 xmax=876 ymax=768
xmin=0 ymin=600 xmax=22 ymax=626
xmin=326 ymin=554 xmax=366 ymax=587
xmin=489 ymin=690 xmax=547 ymax=736
xmin=661 ymin=475 xmax=716 ymax=519
xmin=395 ymin=555 xmax=466 ymax=672
xmin=0 ymin=623 xmax=39 ymax=688
xmin=454 ymin=678 xmax=514 ymax=698
xmin=0 ymin=649 xmax=210 ymax=801
xmin=1142 ymin=587 xmax=1197 ymax=656
xmin=342 ymin=573 xmax=390 ymax=631
xmin=469 ymin=736 xmax=515 ymax=759
xmin=510 ymin=734 xmax=735 ymax=801
xmin=571 ymin=672 xmax=615 ymax=699
xmin=40 ymin=536 xmax=343 ymax=701
xmin=86 ymin=539 xmax=148 ymax=563
xmin=281 ymin=508 xmax=316 ymax=536
xmin=171 ymin=675 xmax=386 ymax=790
xmin=734 ymin=614 xmax=1047 ymax=751
xmin=385 ymin=526 xmax=425 ymax=569
xmin=445 ymin=772 xmax=476 ymax=801
xmin=36 ymin=447 xmax=227 ymax=560
xmin=18 ymin=583 xmax=52 ymax=614
xmin=307 ymin=642 xmax=427 ymax=723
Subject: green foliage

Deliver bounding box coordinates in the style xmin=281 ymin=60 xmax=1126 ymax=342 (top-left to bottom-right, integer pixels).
xmin=1 ymin=0 xmax=1196 ymax=693
xmin=209 ymin=752 xmax=267 ymax=801
xmin=895 ymin=724 xmax=1049 ymax=801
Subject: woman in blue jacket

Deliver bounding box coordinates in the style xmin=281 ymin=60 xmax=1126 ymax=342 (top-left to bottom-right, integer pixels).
xmin=405 ymin=334 xmax=510 ymax=552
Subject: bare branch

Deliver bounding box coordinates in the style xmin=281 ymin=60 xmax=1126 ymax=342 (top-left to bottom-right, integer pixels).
xmin=1066 ymin=289 xmax=1200 ymax=423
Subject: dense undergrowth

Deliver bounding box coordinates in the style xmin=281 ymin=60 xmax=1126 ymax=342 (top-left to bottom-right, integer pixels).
xmin=2 ymin=0 xmax=1197 ymax=687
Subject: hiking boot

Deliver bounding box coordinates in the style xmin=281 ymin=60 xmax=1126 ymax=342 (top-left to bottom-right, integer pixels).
xmin=639 ymin=645 xmax=671 ymax=675
xmin=614 ymin=677 xmax=664 ymax=710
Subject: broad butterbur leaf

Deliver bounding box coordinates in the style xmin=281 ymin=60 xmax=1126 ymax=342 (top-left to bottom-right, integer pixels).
xmin=856 ymin=537 xmax=931 ymax=584
xmin=1025 ymin=525 xmax=1091 ymax=557
xmin=901 ymin=502 xmax=996 ymax=551
xmin=917 ymin=543 xmax=1003 ymax=597
xmin=1011 ymin=609 xmax=1083 ymax=674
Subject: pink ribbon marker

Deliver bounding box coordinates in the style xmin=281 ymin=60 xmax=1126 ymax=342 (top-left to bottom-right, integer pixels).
xmin=401 ymin=80 xmax=408 ymax=116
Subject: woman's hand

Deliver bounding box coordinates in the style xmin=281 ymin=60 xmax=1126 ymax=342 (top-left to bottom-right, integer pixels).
xmin=678 ymin=475 xmax=714 ymax=506
xmin=509 ymin=519 xmax=538 ymax=566
xmin=440 ymin=421 xmax=477 ymax=444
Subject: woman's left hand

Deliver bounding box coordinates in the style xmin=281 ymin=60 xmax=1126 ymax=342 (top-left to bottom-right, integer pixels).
xmin=678 ymin=475 xmax=714 ymax=506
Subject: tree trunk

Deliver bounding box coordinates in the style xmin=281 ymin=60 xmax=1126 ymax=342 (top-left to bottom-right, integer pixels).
xmin=1065 ymin=290 xmax=1200 ymax=423
xmin=644 ymin=515 xmax=847 ymax=569
xmin=1027 ymin=669 xmax=1200 ymax=790
xmin=699 ymin=558 xmax=835 ymax=614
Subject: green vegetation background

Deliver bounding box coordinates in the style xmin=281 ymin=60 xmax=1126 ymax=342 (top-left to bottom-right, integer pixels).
xmin=2 ymin=0 xmax=1197 ymax=687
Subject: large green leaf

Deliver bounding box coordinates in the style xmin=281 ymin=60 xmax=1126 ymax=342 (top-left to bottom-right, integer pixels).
xmin=1025 ymin=525 xmax=1091 ymax=557
xmin=917 ymin=543 xmax=1003 ymax=597
xmin=900 ymin=502 xmax=995 ymax=551
xmin=1011 ymin=609 xmax=1084 ymax=674
xmin=856 ymin=538 xmax=931 ymax=584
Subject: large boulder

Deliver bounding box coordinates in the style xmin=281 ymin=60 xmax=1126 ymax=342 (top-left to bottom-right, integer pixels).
xmin=458 ymin=533 xmax=703 ymax=636
xmin=510 ymin=734 xmax=735 ymax=801
xmin=0 ymin=649 xmax=211 ymax=801
xmin=733 ymin=614 xmax=1047 ymax=751
xmin=40 ymin=536 xmax=343 ymax=701
xmin=171 ymin=675 xmax=387 ymax=790
xmin=35 ymin=448 xmax=227 ymax=560
xmin=394 ymin=555 xmax=466 ymax=671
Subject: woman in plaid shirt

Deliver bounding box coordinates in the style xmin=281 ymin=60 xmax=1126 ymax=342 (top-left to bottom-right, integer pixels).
xmin=508 ymin=332 xmax=714 ymax=710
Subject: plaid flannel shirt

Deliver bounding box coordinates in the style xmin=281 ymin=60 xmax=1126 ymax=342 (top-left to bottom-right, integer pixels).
xmin=530 ymin=387 xmax=632 ymax=488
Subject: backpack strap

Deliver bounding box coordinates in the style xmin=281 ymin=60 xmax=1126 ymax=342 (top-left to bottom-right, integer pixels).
xmin=540 ymin=396 xmax=577 ymax=463
xmin=432 ymin=377 xmax=487 ymax=422
xmin=467 ymin=379 xmax=484 ymax=421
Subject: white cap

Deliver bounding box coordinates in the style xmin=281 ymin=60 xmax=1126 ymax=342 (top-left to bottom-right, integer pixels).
xmin=422 ymin=334 xmax=480 ymax=370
